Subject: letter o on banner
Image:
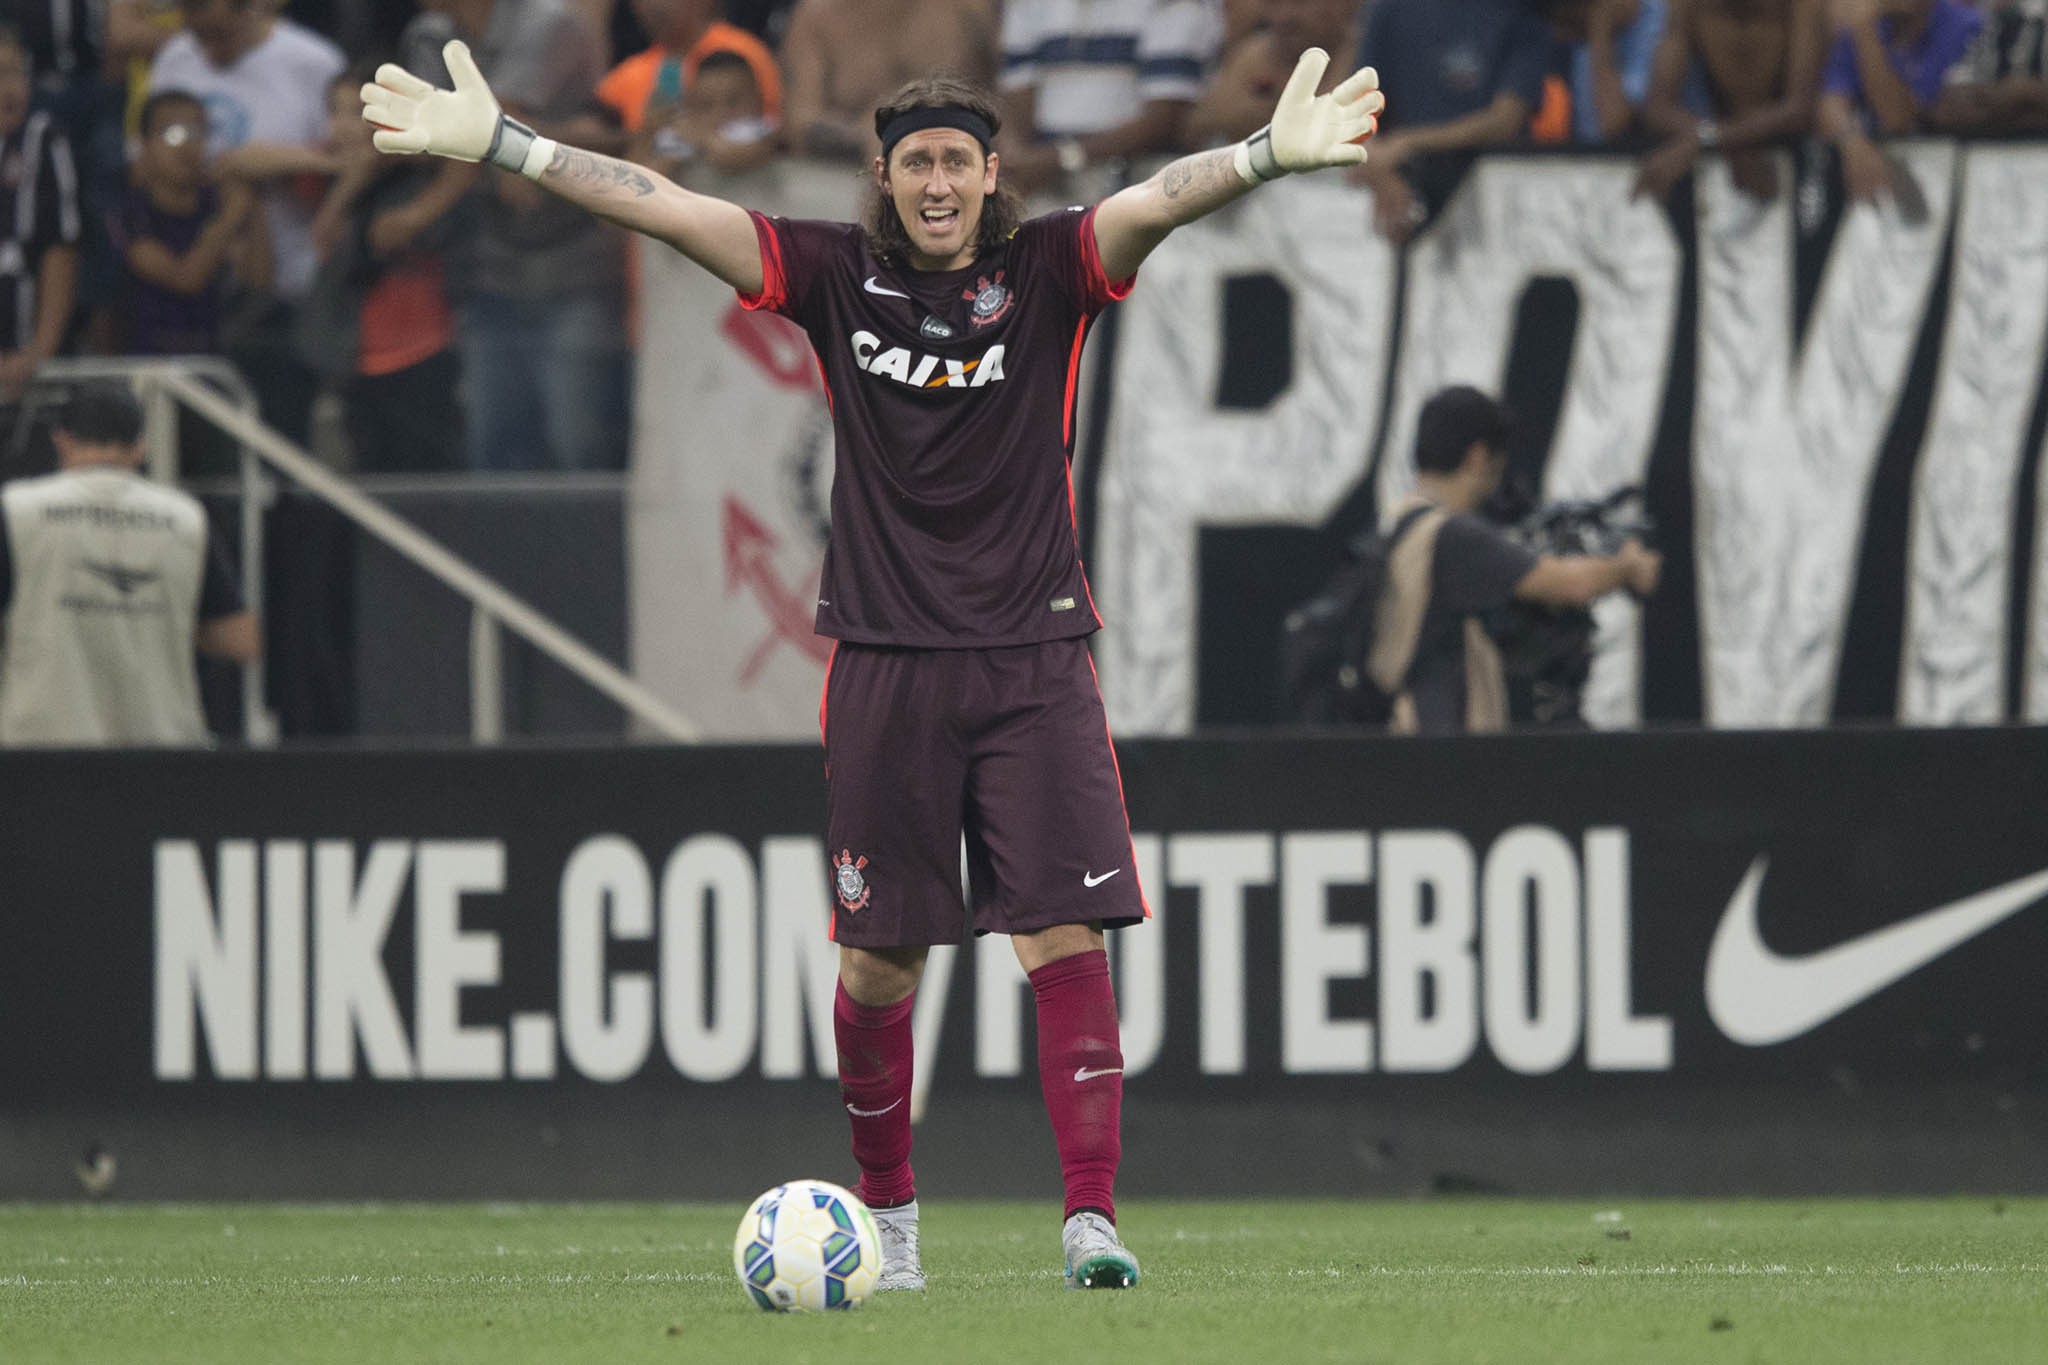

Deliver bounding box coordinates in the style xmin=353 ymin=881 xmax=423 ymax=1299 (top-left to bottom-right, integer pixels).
xmin=1481 ymin=826 xmax=1583 ymax=1074
xmin=659 ymin=834 xmax=760 ymax=1080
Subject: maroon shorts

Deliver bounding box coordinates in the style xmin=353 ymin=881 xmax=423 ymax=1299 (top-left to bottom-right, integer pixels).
xmin=820 ymin=637 xmax=1149 ymax=947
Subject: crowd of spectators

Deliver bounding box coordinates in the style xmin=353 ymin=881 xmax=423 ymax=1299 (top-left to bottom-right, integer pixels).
xmin=3 ymin=0 xmax=2045 ymax=477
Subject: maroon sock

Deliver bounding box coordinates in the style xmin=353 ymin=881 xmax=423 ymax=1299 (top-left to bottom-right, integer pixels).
xmin=1029 ymin=949 xmax=1124 ymax=1223
xmin=834 ymin=982 xmax=916 ymax=1209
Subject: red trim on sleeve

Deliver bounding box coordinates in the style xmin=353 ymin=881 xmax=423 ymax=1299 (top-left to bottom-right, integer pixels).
xmin=736 ymin=210 xmax=790 ymax=313
xmin=1076 ymin=205 xmax=1136 ymax=311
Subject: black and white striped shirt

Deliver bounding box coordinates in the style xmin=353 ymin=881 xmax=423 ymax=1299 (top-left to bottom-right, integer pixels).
xmin=0 ymin=110 xmax=83 ymax=353
xmin=14 ymin=0 xmax=104 ymax=81
xmin=1958 ymin=0 xmax=2047 ymax=82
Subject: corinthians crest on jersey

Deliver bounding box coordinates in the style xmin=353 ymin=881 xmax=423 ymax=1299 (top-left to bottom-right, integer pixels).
xmin=834 ymin=849 xmax=871 ymax=912
xmin=964 ymin=270 xmax=1013 ymax=326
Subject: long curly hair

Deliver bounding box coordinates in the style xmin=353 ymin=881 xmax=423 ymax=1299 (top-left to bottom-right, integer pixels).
xmin=862 ymin=76 xmax=1025 ymax=269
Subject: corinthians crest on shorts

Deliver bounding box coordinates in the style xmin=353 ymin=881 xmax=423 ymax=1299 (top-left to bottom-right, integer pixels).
xmin=834 ymin=849 xmax=871 ymax=912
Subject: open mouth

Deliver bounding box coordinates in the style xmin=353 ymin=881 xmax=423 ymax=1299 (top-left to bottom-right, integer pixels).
xmin=919 ymin=207 xmax=960 ymax=233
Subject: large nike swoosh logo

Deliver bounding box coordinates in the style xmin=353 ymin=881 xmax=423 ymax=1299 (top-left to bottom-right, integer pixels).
xmin=863 ymin=276 xmax=911 ymax=300
xmin=1705 ymin=857 xmax=2048 ymax=1046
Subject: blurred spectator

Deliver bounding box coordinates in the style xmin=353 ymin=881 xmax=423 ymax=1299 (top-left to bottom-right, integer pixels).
xmin=1351 ymin=0 xmax=1554 ymax=242
xmin=298 ymin=70 xmax=468 ymax=474
xmin=596 ymin=0 xmax=781 ymax=172
xmin=400 ymin=0 xmax=631 ymax=472
xmin=108 ymin=90 xmax=269 ymax=358
xmin=632 ymin=48 xmax=779 ymax=174
xmin=14 ymin=0 xmax=110 ymax=166
xmin=1816 ymin=0 xmax=1980 ymax=202
xmin=19 ymin=0 xmax=119 ymax=329
xmin=147 ymin=0 xmax=346 ymax=446
xmin=1378 ymin=386 xmax=1660 ymax=737
xmin=1186 ymin=0 xmax=1363 ymax=148
xmin=0 ymin=24 xmax=82 ymax=440
xmin=1932 ymin=0 xmax=2048 ymax=132
xmin=1635 ymin=0 xmax=1827 ymax=203
xmin=12 ymin=0 xmax=102 ymax=101
xmin=721 ymin=0 xmax=800 ymax=46
xmin=106 ymin=1 xmax=186 ymax=143
xmin=997 ymin=0 xmax=1221 ymax=192
xmin=1542 ymin=0 xmax=1670 ymax=142
xmin=0 ymin=382 xmax=259 ymax=747
xmin=1221 ymin=0 xmax=1266 ymax=50
xmin=780 ymin=0 xmax=997 ymax=160
xmin=106 ymin=89 xmax=268 ymax=476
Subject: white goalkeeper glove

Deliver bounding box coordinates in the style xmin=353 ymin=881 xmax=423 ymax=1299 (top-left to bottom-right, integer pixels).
xmin=1234 ymin=48 xmax=1384 ymax=186
xmin=361 ymin=39 xmax=555 ymax=179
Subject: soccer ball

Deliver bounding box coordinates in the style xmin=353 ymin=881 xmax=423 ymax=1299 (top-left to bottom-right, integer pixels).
xmin=732 ymin=1179 xmax=882 ymax=1312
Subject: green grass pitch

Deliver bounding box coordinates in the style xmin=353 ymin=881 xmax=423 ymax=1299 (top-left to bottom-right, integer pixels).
xmin=3 ymin=1199 xmax=2044 ymax=1364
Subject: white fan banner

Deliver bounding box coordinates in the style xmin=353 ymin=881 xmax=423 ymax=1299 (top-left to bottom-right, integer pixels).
xmin=627 ymin=148 xmax=2048 ymax=737
xmin=628 ymin=164 xmax=848 ymax=741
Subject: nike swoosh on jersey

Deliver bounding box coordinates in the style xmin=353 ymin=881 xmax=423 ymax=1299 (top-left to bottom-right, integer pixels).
xmin=1082 ymin=869 xmax=1120 ymax=888
xmin=1073 ymin=1067 xmax=1123 ymax=1083
xmin=863 ymin=276 xmax=912 ymax=299
xmin=845 ymin=1098 xmax=904 ymax=1118
xmin=1705 ymin=857 xmax=2048 ymax=1046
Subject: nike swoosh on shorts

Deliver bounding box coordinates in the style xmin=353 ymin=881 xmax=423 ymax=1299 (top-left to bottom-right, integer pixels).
xmin=1705 ymin=857 xmax=2048 ymax=1046
xmin=1083 ymin=869 xmax=1120 ymax=888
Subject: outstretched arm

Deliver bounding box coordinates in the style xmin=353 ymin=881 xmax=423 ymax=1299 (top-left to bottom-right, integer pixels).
xmin=362 ymin=39 xmax=763 ymax=292
xmin=1091 ymin=48 xmax=1383 ymax=282
xmin=532 ymin=144 xmax=762 ymax=289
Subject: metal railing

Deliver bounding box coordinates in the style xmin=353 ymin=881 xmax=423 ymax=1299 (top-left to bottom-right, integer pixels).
xmin=35 ymin=357 xmax=701 ymax=745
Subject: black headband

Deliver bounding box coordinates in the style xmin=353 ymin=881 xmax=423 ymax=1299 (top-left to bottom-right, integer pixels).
xmin=876 ymin=106 xmax=995 ymax=164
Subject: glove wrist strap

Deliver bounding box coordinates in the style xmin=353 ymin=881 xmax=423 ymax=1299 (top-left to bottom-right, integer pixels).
xmin=486 ymin=115 xmax=556 ymax=180
xmin=1233 ymin=125 xmax=1287 ymax=186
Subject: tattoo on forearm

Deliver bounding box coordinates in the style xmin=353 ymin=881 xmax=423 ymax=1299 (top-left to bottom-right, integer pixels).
xmin=1160 ymin=148 xmax=1237 ymax=204
xmin=546 ymin=145 xmax=656 ymax=197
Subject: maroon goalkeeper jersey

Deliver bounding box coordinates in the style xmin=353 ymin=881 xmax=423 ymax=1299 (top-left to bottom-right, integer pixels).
xmin=740 ymin=206 xmax=1133 ymax=648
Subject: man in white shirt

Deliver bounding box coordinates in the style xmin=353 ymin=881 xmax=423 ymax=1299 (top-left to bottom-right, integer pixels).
xmin=148 ymin=0 xmax=345 ymax=442
xmin=0 ymin=382 xmax=259 ymax=745
xmin=997 ymin=0 xmax=1225 ymax=190
xmin=148 ymin=0 xmax=344 ymax=301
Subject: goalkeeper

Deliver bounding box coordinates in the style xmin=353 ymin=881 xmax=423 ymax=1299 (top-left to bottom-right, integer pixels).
xmin=363 ymin=43 xmax=1383 ymax=1292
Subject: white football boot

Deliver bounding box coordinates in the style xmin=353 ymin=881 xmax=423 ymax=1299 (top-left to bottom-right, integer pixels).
xmin=1062 ymin=1210 xmax=1140 ymax=1289
xmin=873 ymin=1199 xmax=926 ymax=1291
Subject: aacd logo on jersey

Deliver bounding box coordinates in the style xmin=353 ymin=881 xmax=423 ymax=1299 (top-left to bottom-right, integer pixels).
xmin=850 ymin=331 xmax=1006 ymax=390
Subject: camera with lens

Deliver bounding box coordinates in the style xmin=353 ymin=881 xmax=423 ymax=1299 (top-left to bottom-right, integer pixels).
xmin=1481 ymin=477 xmax=1654 ymax=727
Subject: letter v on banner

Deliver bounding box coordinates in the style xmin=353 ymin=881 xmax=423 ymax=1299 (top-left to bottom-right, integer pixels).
xmin=1691 ymin=145 xmax=1955 ymax=727
xmin=1900 ymin=145 xmax=2048 ymax=724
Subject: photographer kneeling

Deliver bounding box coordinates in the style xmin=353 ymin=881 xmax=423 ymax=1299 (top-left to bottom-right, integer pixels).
xmin=1377 ymin=386 xmax=1660 ymax=735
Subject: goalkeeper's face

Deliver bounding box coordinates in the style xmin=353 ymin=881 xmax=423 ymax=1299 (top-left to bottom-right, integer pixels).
xmin=879 ymin=129 xmax=997 ymax=272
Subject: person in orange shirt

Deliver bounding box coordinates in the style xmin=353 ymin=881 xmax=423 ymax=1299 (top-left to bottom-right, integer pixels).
xmin=597 ymin=0 xmax=782 ymax=167
xmin=597 ymin=1 xmax=781 ymax=346
xmin=301 ymin=69 xmax=473 ymax=473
